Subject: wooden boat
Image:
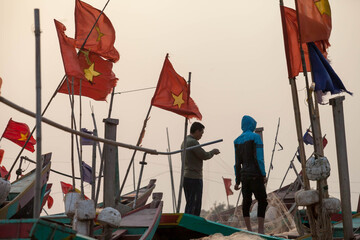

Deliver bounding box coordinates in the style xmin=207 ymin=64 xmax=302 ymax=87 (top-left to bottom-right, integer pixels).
xmin=155 ymin=212 xmax=286 ymax=240
xmin=0 ymin=218 xmax=93 ymax=240
xmin=94 ymin=192 xmax=163 ymax=240
xmin=0 ymin=154 xmax=51 ymax=219
xmin=96 ymin=179 xmax=157 ymax=213
xmin=295 ymin=212 xmax=360 ymax=240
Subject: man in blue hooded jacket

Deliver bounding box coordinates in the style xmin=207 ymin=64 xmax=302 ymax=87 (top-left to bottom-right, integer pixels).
xmin=234 ymin=115 xmax=268 ymax=234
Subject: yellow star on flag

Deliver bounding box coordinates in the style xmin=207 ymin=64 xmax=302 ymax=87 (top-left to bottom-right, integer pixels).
xmin=18 ymin=132 xmax=28 ymax=141
xmin=315 ymin=0 xmax=331 ymax=16
xmin=84 ymin=63 xmax=101 ymax=83
xmin=95 ymin=26 xmax=104 ymax=42
xmin=172 ymin=92 xmax=185 ymax=108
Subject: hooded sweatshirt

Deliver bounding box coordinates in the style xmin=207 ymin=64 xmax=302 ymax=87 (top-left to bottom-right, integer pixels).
xmin=233 ymin=115 xmax=265 ymax=185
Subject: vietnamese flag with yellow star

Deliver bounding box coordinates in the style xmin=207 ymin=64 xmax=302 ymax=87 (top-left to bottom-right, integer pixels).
xmin=151 ymin=55 xmax=202 ymax=120
xmin=54 ymin=19 xmax=85 ymax=81
xmin=1 ymin=119 xmax=36 ymax=152
xmin=280 ymin=6 xmax=330 ymax=78
xmin=74 ymin=0 xmax=119 ymax=63
xmin=58 ymin=50 xmax=118 ymax=101
xmin=295 ymin=0 xmax=332 ymax=43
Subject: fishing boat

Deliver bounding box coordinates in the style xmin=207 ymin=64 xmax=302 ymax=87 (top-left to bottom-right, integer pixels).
xmin=0 ymin=153 xmax=51 ymax=219
xmin=155 ymin=212 xmax=286 ymax=240
xmin=94 ymin=192 xmax=163 ymax=240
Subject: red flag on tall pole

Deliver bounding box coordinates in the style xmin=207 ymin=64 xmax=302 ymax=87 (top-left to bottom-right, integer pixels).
xmin=280 ymin=5 xmax=330 ymax=79
xmin=222 ymin=177 xmax=233 ymax=196
xmin=60 ymin=181 xmax=89 ymax=199
xmin=74 ymin=0 xmax=119 ymax=62
xmin=2 ymin=119 xmax=36 ymax=152
xmin=295 ymin=0 xmax=332 ymax=43
xmin=57 ymin=50 xmax=118 ymax=101
xmin=54 ymin=19 xmax=85 ymax=80
xmin=151 ymin=54 xmax=202 ymax=120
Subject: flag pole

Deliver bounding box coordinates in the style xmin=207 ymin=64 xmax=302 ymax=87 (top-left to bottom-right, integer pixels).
xmin=3 ymin=0 xmax=113 ymax=181
xmin=293 ymin=0 xmax=331 ymax=238
xmin=33 ymin=8 xmax=42 ymax=218
xmin=176 ymin=72 xmax=191 ymax=213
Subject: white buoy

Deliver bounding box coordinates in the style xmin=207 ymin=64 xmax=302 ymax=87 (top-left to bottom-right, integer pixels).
xmin=306 ymin=156 xmax=331 ymax=181
xmin=295 ymin=189 xmax=319 ymax=206
xmin=75 ymin=199 xmax=96 ymax=220
xmin=64 ymin=192 xmax=81 ymax=217
xmin=97 ymin=207 xmax=122 ymax=228
xmin=323 ymin=197 xmax=341 ymax=214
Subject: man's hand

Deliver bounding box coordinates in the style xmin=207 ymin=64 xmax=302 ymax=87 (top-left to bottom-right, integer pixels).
xmin=263 ymin=176 xmax=268 ymax=184
xmin=211 ymin=149 xmax=220 ymax=155
xmin=234 ymin=184 xmax=240 ymax=191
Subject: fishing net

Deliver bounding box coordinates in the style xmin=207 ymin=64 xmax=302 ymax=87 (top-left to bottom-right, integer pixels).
xmin=204 ymin=192 xmax=297 ymax=236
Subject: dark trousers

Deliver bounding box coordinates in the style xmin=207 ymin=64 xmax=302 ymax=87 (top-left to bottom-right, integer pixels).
xmin=241 ymin=177 xmax=268 ymax=218
xmin=183 ymin=177 xmax=203 ymax=216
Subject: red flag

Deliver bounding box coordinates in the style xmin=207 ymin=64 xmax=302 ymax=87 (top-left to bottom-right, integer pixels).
xmin=54 ymin=19 xmax=84 ymax=80
xmin=74 ymin=0 xmax=119 ymax=62
xmin=222 ymin=177 xmax=233 ymax=196
xmin=323 ymin=135 xmax=328 ymax=148
xmin=0 ymin=166 xmax=10 ymax=179
xmin=60 ymin=181 xmax=89 ymax=200
xmin=2 ymin=119 xmax=36 ymax=152
xmin=58 ymin=50 xmax=118 ymax=101
xmin=0 ymin=149 xmax=4 ymax=165
xmin=295 ymin=0 xmax=332 ymax=43
xmin=41 ymin=183 xmax=54 ymax=209
xmin=280 ymin=6 xmax=330 ymax=78
xmin=151 ymin=55 xmax=202 ymax=120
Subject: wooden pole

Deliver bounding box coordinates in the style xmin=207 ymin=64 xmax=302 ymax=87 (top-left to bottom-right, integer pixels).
xmin=91 ymin=129 xmax=97 ymax=201
xmin=176 ymin=72 xmax=191 ymax=213
xmin=33 ymin=8 xmax=42 ymax=218
xmin=103 ymin=118 xmax=119 ymax=208
xmin=265 ymin=118 xmax=280 ymax=187
xmin=329 ymin=96 xmax=353 ymax=240
xmin=166 ymin=127 xmax=177 ymax=212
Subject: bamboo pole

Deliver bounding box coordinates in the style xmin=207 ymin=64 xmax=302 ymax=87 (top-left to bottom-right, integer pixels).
xmin=166 ymin=127 xmax=177 ymax=213
xmin=176 ymin=72 xmax=191 ymax=213
xmin=33 ymin=8 xmax=42 ymax=218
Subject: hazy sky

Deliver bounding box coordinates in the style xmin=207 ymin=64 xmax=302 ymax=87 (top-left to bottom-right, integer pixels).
xmin=0 ymin=0 xmax=359 ymax=215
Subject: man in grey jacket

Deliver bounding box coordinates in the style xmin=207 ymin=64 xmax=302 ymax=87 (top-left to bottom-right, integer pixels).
xmin=181 ymin=122 xmax=220 ymax=216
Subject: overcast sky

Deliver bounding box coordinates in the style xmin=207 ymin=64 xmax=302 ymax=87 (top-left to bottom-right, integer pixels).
xmin=0 ymin=0 xmax=359 ymax=215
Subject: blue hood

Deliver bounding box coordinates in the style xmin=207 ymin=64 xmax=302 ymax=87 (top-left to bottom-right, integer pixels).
xmin=241 ymin=115 xmax=257 ymax=132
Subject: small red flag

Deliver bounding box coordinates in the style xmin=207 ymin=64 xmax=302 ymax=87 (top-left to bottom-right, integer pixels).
xmin=222 ymin=177 xmax=233 ymax=196
xmin=54 ymin=19 xmax=85 ymax=80
xmin=151 ymin=55 xmax=202 ymax=120
xmin=2 ymin=119 xmax=36 ymax=152
xmin=0 ymin=149 xmax=4 ymax=165
xmin=60 ymin=181 xmax=89 ymax=200
xmin=0 ymin=166 xmax=10 ymax=179
xmin=74 ymin=0 xmax=119 ymax=62
xmin=323 ymin=135 xmax=328 ymax=148
xmin=58 ymin=50 xmax=118 ymax=101
xmin=295 ymin=0 xmax=332 ymax=43
xmin=41 ymin=183 xmax=54 ymax=209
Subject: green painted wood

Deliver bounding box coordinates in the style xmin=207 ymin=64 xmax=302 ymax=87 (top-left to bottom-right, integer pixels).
xmin=177 ymin=213 xmax=286 ymax=240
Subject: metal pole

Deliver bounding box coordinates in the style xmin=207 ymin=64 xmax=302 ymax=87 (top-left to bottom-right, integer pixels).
xmin=329 ymin=96 xmax=353 ymax=240
xmin=33 ymin=8 xmax=42 ymax=218
xmin=91 ymin=129 xmax=97 ymax=201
